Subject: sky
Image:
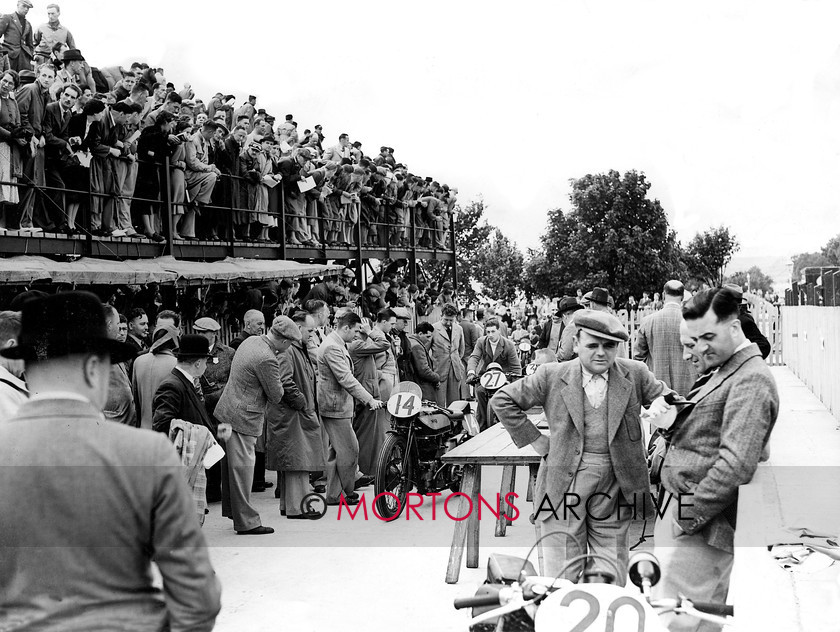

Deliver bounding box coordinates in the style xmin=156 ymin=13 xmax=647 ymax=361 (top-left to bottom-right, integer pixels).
xmin=55 ymin=0 xmax=840 ymax=261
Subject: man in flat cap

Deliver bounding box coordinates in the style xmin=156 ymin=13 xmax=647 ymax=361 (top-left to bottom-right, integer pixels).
xmin=215 ymin=315 xmax=300 ymax=534
xmin=492 ymin=309 xmax=671 ymax=584
xmin=0 ymin=291 xmax=220 ymax=630
xmin=0 ymin=1 xmax=35 ymax=72
xmin=540 ymin=296 xmax=583 ymax=360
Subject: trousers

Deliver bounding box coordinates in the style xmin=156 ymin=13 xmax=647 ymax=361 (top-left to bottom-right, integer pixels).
xmin=222 ymin=430 xmax=262 ymax=532
xmin=538 ymin=452 xmax=632 ymax=586
xmin=322 ymin=416 xmax=358 ymax=502
xmin=652 ymin=493 xmax=733 ymax=632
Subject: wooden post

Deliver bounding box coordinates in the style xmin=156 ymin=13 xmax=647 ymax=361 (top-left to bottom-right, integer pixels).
xmin=495 ymin=465 xmax=515 ymax=537
xmin=466 ymin=466 xmax=481 ymax=569
xmin=445 ymin=464 xmax=477 ymax=584
xmin=163 ymin=156 xmax=173 ymax=256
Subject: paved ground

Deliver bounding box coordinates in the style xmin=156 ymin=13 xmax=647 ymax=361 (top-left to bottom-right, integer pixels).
xmin=201 ymin=366 xmax=838 ymax=632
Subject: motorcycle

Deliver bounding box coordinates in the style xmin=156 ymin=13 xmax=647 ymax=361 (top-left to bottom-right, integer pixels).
xmin=469 ymin=362 xmax=520 ymax=430
xmin=517 ymin=339 xmax=533 ymax=366
xmin=453 ymin=537 xmax=734 ymax=632
xmin=374 ymin=381 xmax=481 ymax=520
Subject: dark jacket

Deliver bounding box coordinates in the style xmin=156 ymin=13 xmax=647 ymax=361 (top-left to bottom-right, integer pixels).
xmin=16 ymin=81 xmax=49 ymax=137
xmin=739 ymin=308 xmax=771 ymax=359
xmin=406 ymin=334 xmax=441 ymax=402
xmin=43 ymin=101 xmax=71 ymax=161
xmin=152 ymin=368 xmax=215 ymax=437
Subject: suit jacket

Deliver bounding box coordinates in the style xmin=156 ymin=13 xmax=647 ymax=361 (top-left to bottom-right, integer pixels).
xmin=348 ymin=328 xmax=391 ymax=398
xmin=316 ymin=330 xmax=375 ymax=418
xmin=633 ymin=302 xmax=697 ymax=397
xmin=661 ymin=344 xmax=779 ymax=551
xmin=103 ymin=362 xmax=136 ymax=426
xmin=431 ymin=321 xmax=465 ymax=382
xmin=492 ymin=358 xmax=666 ymax=521
xmin=153 ymin=368 xmax=215 ymax=436
xmin=467 ymin=335 xmax=521 ymax=376
xmin=0 ymin=11 xmax=33 ymax=60
xmin=16 ymin=81 xmax=49 ymax=137
xmin=538 ymin=319 xmax=561 ymax=350
xmin=43 ymin=100 xmax=72 ymax=161
xmin=215 ymin=334 xmax=285 ymax=436
xmin=132 ymin=350 xmax=177 ymax=430
xmin=406 ymin=334 xmax=441 ymax=401
xmin=460 ymin=320 xmax=481 ymax=364
xmin=200 ymin=342 xmax=235 ymax=418
xmin=0 ymin=398 xmax=220 ymax=631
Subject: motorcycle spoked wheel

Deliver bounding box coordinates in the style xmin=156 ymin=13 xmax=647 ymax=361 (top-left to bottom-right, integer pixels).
xmin=374 ymin=434 xmax=413 ymax=520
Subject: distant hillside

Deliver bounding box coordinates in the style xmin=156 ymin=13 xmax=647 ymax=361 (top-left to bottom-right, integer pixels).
xmin=725 ymin=256 xmax=792 ymax=290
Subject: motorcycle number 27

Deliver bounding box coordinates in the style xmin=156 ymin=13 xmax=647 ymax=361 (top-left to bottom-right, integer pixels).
xmin=534 ymin=584 xmax=663 ymax=632
xmin=387 ymin=392 xmax=421 ymax=418
xmin=479 ymin=371 xmax=508 ymax=390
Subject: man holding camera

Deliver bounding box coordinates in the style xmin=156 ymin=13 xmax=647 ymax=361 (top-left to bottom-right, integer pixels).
xmin=467 ymin=317 xmax=520 ymax=430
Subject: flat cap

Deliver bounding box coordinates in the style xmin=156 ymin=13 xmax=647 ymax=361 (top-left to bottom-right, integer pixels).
xmin=193 ymin=317 xmax=221 ymax=332
xmin=270 ymin=315 xmax=301 ymax=342
xmin=21 ymin=0 xmax=33 ymax=7
xmin=392 ymin=307 xmax=411 ymax=319
xmin=572 ymin=309 xmax=629 ymax=343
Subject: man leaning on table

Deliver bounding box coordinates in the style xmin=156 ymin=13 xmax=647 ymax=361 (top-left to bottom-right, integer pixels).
xmin=491 ymin=309 xmax=671 ymax=585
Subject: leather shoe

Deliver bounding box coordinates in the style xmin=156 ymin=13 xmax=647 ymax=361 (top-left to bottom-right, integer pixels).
xmin=251 ymin=482 xmax=266 ymax=492
xmin=313 ymin=484 xmax=326 ymax=494
xmin=262 ymin=481 xmax=274 ymax=489
xmin=354 ymin=475 xmax=374 ymax=490
xmin=287 ymin=511 xmax=322 ymax=520
xmin=236 ymin=525 xmax=274 ymax=535
xmin=327 ymin=493 xmax=359 ymax=506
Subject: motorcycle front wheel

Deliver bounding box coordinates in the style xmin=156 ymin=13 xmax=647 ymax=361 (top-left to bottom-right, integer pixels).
xmin=374 ymin=434 xmax=413 ymax=520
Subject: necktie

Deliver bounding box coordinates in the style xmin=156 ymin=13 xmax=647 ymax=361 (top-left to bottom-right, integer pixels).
xmin=193 ymin=377 xmax=205 ymax=402
xmin=585 ymin=374 xmax=607 ymax=409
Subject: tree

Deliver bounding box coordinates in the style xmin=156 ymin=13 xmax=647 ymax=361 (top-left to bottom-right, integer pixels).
xmin=524 ymin=170 xmax=684 ymax=301
xmin=791 ymin=252 xmax=831 ymax=282
xmin=683 ymin=226 xmax=740 ymax=287
xmin=821 ymin=233 xmax=840 ymax=265
xmin=726 ymin=266 xmax=774 ymax=294
xmin=472 ymin=229 xmax=525 ymax=302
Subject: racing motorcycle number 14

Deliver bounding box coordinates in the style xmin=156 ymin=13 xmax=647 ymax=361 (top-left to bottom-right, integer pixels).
xmin=387 ymin=392 xmax=421 ymax=418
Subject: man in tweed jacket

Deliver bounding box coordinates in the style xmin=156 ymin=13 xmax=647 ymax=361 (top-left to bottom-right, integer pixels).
xmin=492 ymin=310 xmax=671 ymax=585
xmin=634 ymin=280 xmax=697 ymax=396
xmin=653 ymin=286 xmax=779 ymax=632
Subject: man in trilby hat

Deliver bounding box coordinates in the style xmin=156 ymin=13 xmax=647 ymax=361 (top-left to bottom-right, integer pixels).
xmin=0 ymin=291 xmax=221 ymax=631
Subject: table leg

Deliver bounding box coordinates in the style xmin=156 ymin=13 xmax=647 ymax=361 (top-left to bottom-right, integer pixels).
xmin=467 ymin=466 xmax=482 ymax=568
xmin=506 ymin=467 xmax=516 ymax=527
xmin=445 ymin=464 xmax=477 ymax=584
xmin=496 ymin=465 xmax=515 ymax=537
xmin=534 ymin=518 xmax=545 ymax=576
xmin=526 ymin=464 xmax=538 ymax=502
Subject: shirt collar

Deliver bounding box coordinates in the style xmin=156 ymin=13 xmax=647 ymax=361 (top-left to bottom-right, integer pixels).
xmin=734 ymin=339 xmax=752 ymax=354
xmin=580 ymin=363 xmax=609 ymax=387
xmin=28 ymin=391 xmax=91 ymax=404
xmin=0 ymin=364 xmax=27 ymax=392
xmin=175 ymin=366 xmax=196 ymax=383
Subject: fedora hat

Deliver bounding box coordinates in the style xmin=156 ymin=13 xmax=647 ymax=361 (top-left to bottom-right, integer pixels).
xmin=556 ymin=296 xmax=584 ymax=316
xmin=583 ymin=287 xmax=610 ymax=306
xmin=1 ymin=291 xmax=136 ymax=364
xmin=176 ymin=334 xmax=214 ymax=359
xmin=62 ymin=49 xmax=86 ymax=63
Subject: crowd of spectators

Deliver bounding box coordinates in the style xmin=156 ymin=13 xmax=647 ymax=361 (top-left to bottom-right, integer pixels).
xmin=0 ymin=3 xmax=458 ymax=249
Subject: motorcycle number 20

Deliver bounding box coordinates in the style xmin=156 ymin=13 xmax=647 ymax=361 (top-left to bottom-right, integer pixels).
xmin=387 ymin=392 xmax=421 ymax=418
xmin=534 ymin=584 xmax=663 ymax=632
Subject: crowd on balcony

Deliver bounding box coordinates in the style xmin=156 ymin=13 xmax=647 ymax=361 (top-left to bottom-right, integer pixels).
xmin=0 ymin=3 xmax=458 ymax=249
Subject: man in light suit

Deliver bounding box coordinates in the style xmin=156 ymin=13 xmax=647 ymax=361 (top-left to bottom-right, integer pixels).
xmin=467 ymin=317 xmax=521 ymax=430
xmin=430 ymin=303 xmax=465 ymax=407
xmin=492 ymin=310 xmax=671 ymax=584
xmin=634 ymin=280 xmax=697 ymax=396
xmin=0 ymin=291 xmax=221 ymax=631
xmin=215 ymin=315 xmax=299 ymax=535
xmin=653 ymin=287 xmax=779 ymax=632
xmin=317 ymin=311 xmax=384 ymax=505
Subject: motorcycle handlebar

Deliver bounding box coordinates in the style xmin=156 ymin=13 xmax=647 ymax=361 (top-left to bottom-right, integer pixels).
xmin=690 ymin=602 xmax=734 ymax=617
xmin=453 ymin=594 xmax=501 ymax=610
